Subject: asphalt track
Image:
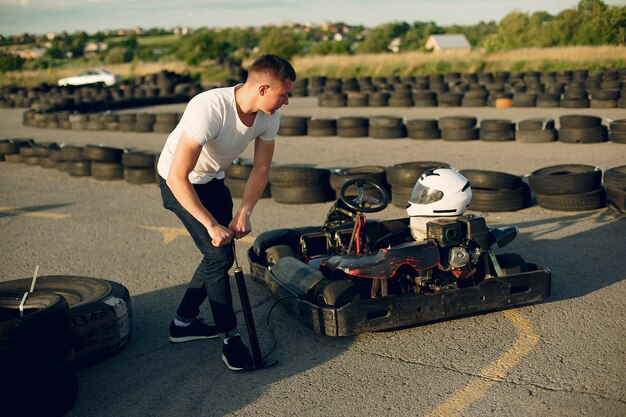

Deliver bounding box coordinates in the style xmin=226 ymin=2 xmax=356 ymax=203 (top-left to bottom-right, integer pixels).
xmin=1 ymin=98 xmax=625 ymax=417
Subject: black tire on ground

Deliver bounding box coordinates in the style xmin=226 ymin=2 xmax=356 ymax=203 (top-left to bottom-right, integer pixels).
xmin=468 ymin=184 xmax=530 ymax=212
xmin=122 ymin=152 xmax=156 ymax=168
xmin=68 ymin=161 xmax=91 ymax=177
xmin=408 ymin=128 xmax=441 ymax=140
xmin=518 ymin=118 xmax=556 ymax=131
xmin=460 ymin=169 xmax=522 ymax=189
xmin=441 ymin=128 xmax=479 ymax=141
xmin=269 ymin=166 xmax=330 ymax=186
xmin=406 ymin=118 xmax=438 ymax=130
xmin=278 ymin=126 xmax=307 ymax=136
xmin=606 ymin=187 xmax=626 ymax=211
xmin=386 ymin=161 xmax=450 ymax=188
xmin=337 ymin=127 xmax=369 ymax=137
xmin=265 ymin=245 xmax=295 ymax=266
xmin=495 ymin=253 xmax=529 ymax=275
xmin=479 ymin=130 xmax=516 ymax=141
xmin=529 ymin=164 xmax=602 ymax=195
xmin=329 ymin=166 xmax=387 ymax=191
xmin=603 ymin=165 xmax=626 ymax=190
xmin=0 ymin=291 xmax=71 ymax=370
xmin=83 ymin=145 xmax=124 ymax=162
xmin=308 ymin=127 xmax=337 ymax=136
xmin=609 ymin=131 xmax=626 ymax=143
xmin=438 ymin=116 xmax=477 ymax=129
xmin=535 ymin=188 xmax=606 ymax=211
xmin=60 ymin=146 xmax=85 ymax=162
xmin=610 ymin=119 xmax=626 ymax=132
xmin=224 ymin=177 xmax=271 ymax=199
xmin=271 ymin=184 xmax=330 ymax=204
xmin=559 ymin=115 xmax=602 ymax=128
xmin=369 ymin=126 xmax=406 ymax=139
xmin=91 ymin=162 xmax=124 ymax=180
xmin=515 ymin=129 xmax=558 ymax=143
xmin=314 ymin=279 xmax=359 ymax=307
xmin=125 ymin=167 xmax=156 ymax=184
xmin=480 ymin=119 xmax=515 ymax=132
xmin=0 ymin=276 xmax=133 ymax=367
xmin=337 ymin=117 xmax=368 ymax=128
xmin=558 ymin=126 xmax=608 ymax=143
xmin=391 ymin=186 xmax=413 ymax=207
xmin=5 ymin=153 xmax=24 ymax=163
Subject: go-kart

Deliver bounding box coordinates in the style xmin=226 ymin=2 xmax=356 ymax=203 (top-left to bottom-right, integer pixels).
xmin=248 ymin=179 xmax=551 ymax=336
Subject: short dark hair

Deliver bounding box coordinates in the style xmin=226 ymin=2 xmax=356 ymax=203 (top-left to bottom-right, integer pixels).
xmin=249 ymin=54 xmax=296 ymax=83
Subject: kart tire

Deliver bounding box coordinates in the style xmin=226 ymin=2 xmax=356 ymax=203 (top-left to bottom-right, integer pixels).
xmin=535 ymin=188 xmax=606 ymax=211
xmin=441 ymin=128 xmax=479 ymax=141
xmin=610 ymin=119 xmax=626 ymax=132
xmin=337 ymin=127 xmax=369 ymax=137
xmin=480 ymin=119 xmax=515 ymax=132
xmin=369 ymin=116 xmax=404 ymax=128
xmin=391 ymin=186 xmax=413 ymax=207
xmin=609 ymin=131 xmax=626 ymax=143
xmin=460 ymin=169 xmax=522 ymax=190
xmin=406 ymin=118 xmax=438 ymax=130
xmin=438 ymin=116 xmax=477 ymax=129
xmin=603 ymin=165 xmax=626 ymax=190
xmin=386 ymin=161 xmax=451 ymax=188
xmin=308 ymin=127 xmax=337 ymax=136
xmin=265 ymin=245 xmax=295 ymax=266
xmin=0 ymin=276 xmax=133 ymax=367
xmin=529 ymin=164 xmax=601 ymax=195
xmin=468 ymin=184 xmax=530 ymax=212
xmin=278 ymin=126 xmax=307 ymax=136
xmin=68 ymin=161 xmax=91 ymax=177
xmin=495 ymin=254 xmax=529 ymax=276
xmin=558 ymin=126 xmax=608 ymax=143
xmin=479 ymin=130 xmax=516 ymax=141
xmin=314 ymin=279 xmax=359 ymax=308
xmin=60 ymin=146 xmax=85 ymax=162
xmin=271 ymin=184 xmax=330 ymax=204
xmin=369 ymin=126 xmax=406 ymax=139
xmin=337 ymin=116 xmax=368 ymax=128
xmin=559 ymin=115 xmax=602 ymax=128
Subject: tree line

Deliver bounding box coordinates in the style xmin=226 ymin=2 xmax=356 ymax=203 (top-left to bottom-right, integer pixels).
xmin=0 ymin=0 xmax=623 ymax=73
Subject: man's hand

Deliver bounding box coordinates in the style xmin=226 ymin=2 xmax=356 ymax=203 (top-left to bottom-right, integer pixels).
xmin=207 ymin=223 xmax=235 ymax=246
xmin=229 ymin=211 xmax=252 ymax=239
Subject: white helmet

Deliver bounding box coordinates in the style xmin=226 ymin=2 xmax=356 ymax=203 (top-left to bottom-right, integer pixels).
xmin=406 ymin=168 xmax=472 ymax=217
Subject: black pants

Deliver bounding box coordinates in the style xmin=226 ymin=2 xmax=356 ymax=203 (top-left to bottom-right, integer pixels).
xmin=159 ymin=176 xmax=237 ymax=333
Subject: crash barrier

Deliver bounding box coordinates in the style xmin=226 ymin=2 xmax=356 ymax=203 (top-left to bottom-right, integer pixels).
xmin=19 ymin=112 xmax=626 ymax=144
xmin=291 ymin=69 xmax=626 ymax=109
xmin=2 ymin=139 xmax=624 ymax=213
xmin=0 ymin=70 xmax=203 ymax=111
xmin=0 ymin=276 xmax=132 ymax=415
xmin=0 ymin=139 xmax=159 ymax=185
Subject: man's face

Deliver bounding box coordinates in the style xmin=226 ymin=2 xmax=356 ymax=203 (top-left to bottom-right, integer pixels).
xmin=260 ymin=79 xmax=293 ymax=114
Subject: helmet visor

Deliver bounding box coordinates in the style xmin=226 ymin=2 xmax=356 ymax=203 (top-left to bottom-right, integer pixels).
xmin=409 ymin=182 xmax=444 ymax=205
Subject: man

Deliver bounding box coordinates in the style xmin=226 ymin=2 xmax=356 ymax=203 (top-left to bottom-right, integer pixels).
xmin=157 ymin=55 xmax=295 ymax=371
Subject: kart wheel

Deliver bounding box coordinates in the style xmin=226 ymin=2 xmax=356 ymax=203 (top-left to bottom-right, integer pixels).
xmin=495 ymin=254 xmax=529 ymax=275
xmin=314 ymin=279 xmax=359 ymax=308
xmin=265 ymin=245 xmax=294 ymax=266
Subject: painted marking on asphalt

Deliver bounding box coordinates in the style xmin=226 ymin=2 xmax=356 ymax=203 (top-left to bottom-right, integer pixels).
xmin=0 ymin=206 xmax=70 ymax=219
xmin=140 ymin=225 xmax=254 ymax=245
xmin=426 ymin=310 xmax=539 ymax=417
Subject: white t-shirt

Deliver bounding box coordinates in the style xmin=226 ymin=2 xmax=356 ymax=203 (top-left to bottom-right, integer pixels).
xmin=157 ymin=85 xmax=279 ymax=184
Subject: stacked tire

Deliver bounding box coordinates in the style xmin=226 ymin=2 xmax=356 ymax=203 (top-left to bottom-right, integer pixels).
xmin=461 ymin=169 xmax=530 ymax=212
xmin=269 ymin=166 xmax=331 ymax=204
xmin=386 ymin=161 xmax=450 ymax=207
xmin=122 ymin=151 xmax=157 ymax=184
xmin=406 ymin=118 xmax=440 ymax=140
xmin=368 ymin=116 xmax=406 ymax=139
xmin=153 ymin=112 xmax=179 ymax=133
xmin=0 ymin=138 xmax=34 ymax=163
xmin=440 ymin=116 xmax=478 ymax=141
xmin=479 ymin=119 xmax=515 ymax=142
xmin=61 ymin=145 xmax=91 ymax=177
xmin=278 ymin=116 xmax=309 ymax=136
xmin=604 ymin=165 xmax=626 ymax=212
xmin=307 ymin=118 xmax=337 ymax=136
xmin=224 ymin=160 xmax=271 ymax=199
xmin=84 ymin=145 xmax=124 ymax=180
xmin=609 ymin=119 xmax=626 ymax=144
xmin=558 ymin=115 xmax=608 ymax=144
xmin=0 ymin=291 xmax=78 ymax=416
xmin=528 ymin=164 xmax=606 ymax=211
xmin=516 ymin=118 xmax=558 ymax=143
xmin=337 ymin=117 xmax=368 ymax=138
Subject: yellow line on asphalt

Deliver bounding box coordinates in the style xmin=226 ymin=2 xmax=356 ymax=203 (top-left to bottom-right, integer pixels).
xmin=426 ymin=310 xmax=539 ymax=417
xmin=139 ymin=225 xmax=254 ymax=245
xmin=0 ymin=206 xmax=70 ymax=219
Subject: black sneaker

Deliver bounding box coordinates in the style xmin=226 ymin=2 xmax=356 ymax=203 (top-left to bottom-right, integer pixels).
xmin=222 ymin=335 xmax=254 ymax=371
xmin=169 ymin=319 xmax=218 ymax=343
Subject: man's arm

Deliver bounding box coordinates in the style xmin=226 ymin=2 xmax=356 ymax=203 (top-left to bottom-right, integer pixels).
xmin=229 ymin=138 xmax=275 ymax=239
xmin=166 ymin=132 xmax=234 ymax=246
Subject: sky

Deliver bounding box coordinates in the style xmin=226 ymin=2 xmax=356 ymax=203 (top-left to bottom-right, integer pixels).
xmin=0 ymin=0 xmax=624 ymax=36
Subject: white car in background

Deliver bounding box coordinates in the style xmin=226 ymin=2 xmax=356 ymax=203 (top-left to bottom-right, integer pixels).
xmin=58 ymin=69 xmax=121 ymax=87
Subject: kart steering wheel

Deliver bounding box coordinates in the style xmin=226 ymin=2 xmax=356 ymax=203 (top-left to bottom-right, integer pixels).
xmin=339 ymin=178 xmax=390 ymax=213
